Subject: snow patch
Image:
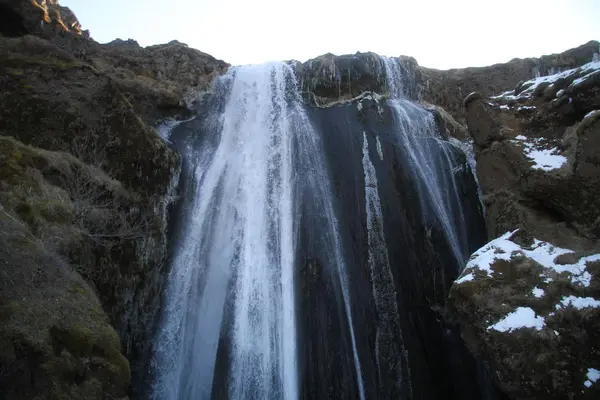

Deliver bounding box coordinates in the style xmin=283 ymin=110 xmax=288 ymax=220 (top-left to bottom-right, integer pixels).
xmin=490 ymin=90 xmax=519 ymax=100
xmin=456 ymin=273 xmax=474 ymax=284
xmin=585 ymin=368 xmax=600 ymax=388
xmin=556 ymin=296 xmax=600 ymax=310
xmin=512 ymin=136 xmax=566 ymax=171
xmin=375 ymin=135 xmax=383 ymax=160
xmin=525 ymin=147 xmax=567 ymax=171
xmin=465 ymin=230 xmax=600 ymax=287
xmin=491 ymin=61 xmax=600 ymax=100
xmin=584 ymin=110 xmax=599 ymax=121
xmin=531 ymin=287 xmax=544 ymax=298
xmin=488 ymin=307 xmax=546 ymax=333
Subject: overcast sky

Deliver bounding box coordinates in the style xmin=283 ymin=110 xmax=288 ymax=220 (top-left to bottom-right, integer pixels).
xmin=61 ymin=0 xmax=599 ymax=69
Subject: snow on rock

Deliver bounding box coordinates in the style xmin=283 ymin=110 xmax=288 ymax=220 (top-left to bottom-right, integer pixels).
xmin=585 ymin=368 xmax=600 ymax=388
xmin=512 ymin=135 xmax=566 ymax=171
xmin=488 ymin=307 xmax=546 ymax=333
xmin=517 ymin=105 xmax=536 ymax=111
xmin=556 ymin=296 xmax=600 ymax=310
xmin=584 ymin=110 xmax=599 ymax=121
xmin=531 ymin=287 xmax=545 ymax=298
xmin=525 ymin=147 xmax=567 ymax=171
xmin=464 ymin=230 xmax=600 ymax=287
xmin=490 ymin=90 xmax=520 ymax=101
xmin=491 ymin=60 xmax=600 ymax=100
xmin=455 ymin=272 xmax=474 ymax=284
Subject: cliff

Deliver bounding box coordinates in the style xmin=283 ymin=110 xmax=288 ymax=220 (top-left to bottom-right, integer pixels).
xmin=1 ymin=0 xmax=599 ymax=399
xmin=0 ymin=1 xmax=227 ymax=398
xmin=451 ymin=58 xmax=600 ymax=398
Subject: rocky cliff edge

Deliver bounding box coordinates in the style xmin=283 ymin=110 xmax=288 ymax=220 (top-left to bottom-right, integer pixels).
xmin=0 ymin=1 xmax=227 ymax=398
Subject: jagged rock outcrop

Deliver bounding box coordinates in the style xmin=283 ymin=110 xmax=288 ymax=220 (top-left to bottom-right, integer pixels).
xmin=418 ymin=40 xmax=600 ymax=124
xmin=465 ymin=60 xmax=600 ymax=240
xmin=293 ymin=52 xmax=419 ymax=105
xmin=0 ymin=0 xmax=87 ymax=38
xmin=292 ymin=41 xmax=598 ymax=129
xmin=0 ymin=1 xmax=227 ymax=398
xmin=450 ymin=230 xmax=600 ymax=399
xmin=450 ymin=58 xmax=600 ymax=399
xmin=0 ymin=0 xmax=229 ymax=124
xmin=85 ymin=39 xmax=229 ymax=123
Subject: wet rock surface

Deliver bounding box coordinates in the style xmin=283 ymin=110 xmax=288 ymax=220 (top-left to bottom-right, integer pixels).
xmin=293 ymin=52 xmax=419 ymax=105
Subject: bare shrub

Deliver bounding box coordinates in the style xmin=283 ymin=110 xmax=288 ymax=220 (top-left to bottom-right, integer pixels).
xmin=59 ymin=166 xmax=155 ymax=248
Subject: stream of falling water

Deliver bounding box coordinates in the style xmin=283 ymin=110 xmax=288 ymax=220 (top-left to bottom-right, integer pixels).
xmin=151 ymin=62 xmax=365 ymax=400
xmin=381 ymin=56 xmax=470 ymax=265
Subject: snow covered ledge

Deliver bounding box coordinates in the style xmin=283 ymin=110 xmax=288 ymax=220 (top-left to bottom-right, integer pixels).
xmin=449 ymin=230 xmax=600 ymax=398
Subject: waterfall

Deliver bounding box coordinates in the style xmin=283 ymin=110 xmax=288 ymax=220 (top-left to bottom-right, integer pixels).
xmin=150 ymin=55 xmax=488 ymax=400
xmin=380 ymin=56 xmax=471 ymax=266
xmin=151 ymin=62 xmax=365 ymax=400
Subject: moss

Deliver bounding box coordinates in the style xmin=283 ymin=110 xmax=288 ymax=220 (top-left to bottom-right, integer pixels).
xmin=67 ymin=284 xmax=89 ymax=296
xmin=50 ymin=324 xmax=94 ymax=357
xmin=37 ymin=200 xmax=73 ymax=224
xmin=4 ymin=54 xmax=80 ymax=71
xmin=15 ymin=201 xmax=38 ymax=229
xmin=6 ymin=68 xmax=24 ymax=76
xmin=95 ymin=326 xmax=121 ymax=357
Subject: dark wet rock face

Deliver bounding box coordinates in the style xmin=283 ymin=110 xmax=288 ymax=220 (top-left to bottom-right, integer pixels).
xmin=301 ymin=97 xmax=489 ymax=399
xmin=294 ymin=53 xmax=419 ymax=105
xmin=166 ymin=84 xmax=493 ymax=399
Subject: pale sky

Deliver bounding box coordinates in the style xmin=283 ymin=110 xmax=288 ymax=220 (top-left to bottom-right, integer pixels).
xmin=61 ymin=0 xmax=599 ymax=69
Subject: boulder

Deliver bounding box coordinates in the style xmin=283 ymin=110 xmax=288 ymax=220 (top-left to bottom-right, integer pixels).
xmin=296 ymin=52 xmax=420 ymax=106
xmin=464 ymin=96 xmax=504 ymax=147
xmin=451 ymin=230 xmax=600 ymax=399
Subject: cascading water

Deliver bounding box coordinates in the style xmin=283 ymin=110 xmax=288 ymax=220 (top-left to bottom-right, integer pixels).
xmin=151 ymin=62 xmax=365 ymax=400
xmin=150 ymin=54 xmax=491 ymax=400
xmin=381 ymin=56 xmax=471 ymax=266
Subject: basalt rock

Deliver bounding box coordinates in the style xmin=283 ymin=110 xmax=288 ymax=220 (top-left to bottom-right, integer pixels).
xmin=293 ymin=52 xmax=419 ymax=106
xmin=418 ymin=40 xmax=599 ymax=124
xmin=451 ymin=51 xmax=600 ymax=400
xmin=450 ymin=229 xmax=600 ymax=400
xmin=0 ymin=1 xmax=231 ymax=398
xmin=0 ymin=32 xmax=183 ymax=398
xmin=464 ymin=61 xmax=600 ymax=240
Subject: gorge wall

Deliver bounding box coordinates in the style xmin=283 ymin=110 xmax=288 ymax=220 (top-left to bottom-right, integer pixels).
xmin=0 ymin=1 xmax=598 ymax=399
xmin=0 ymin=1 xmax=227 ymax=398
